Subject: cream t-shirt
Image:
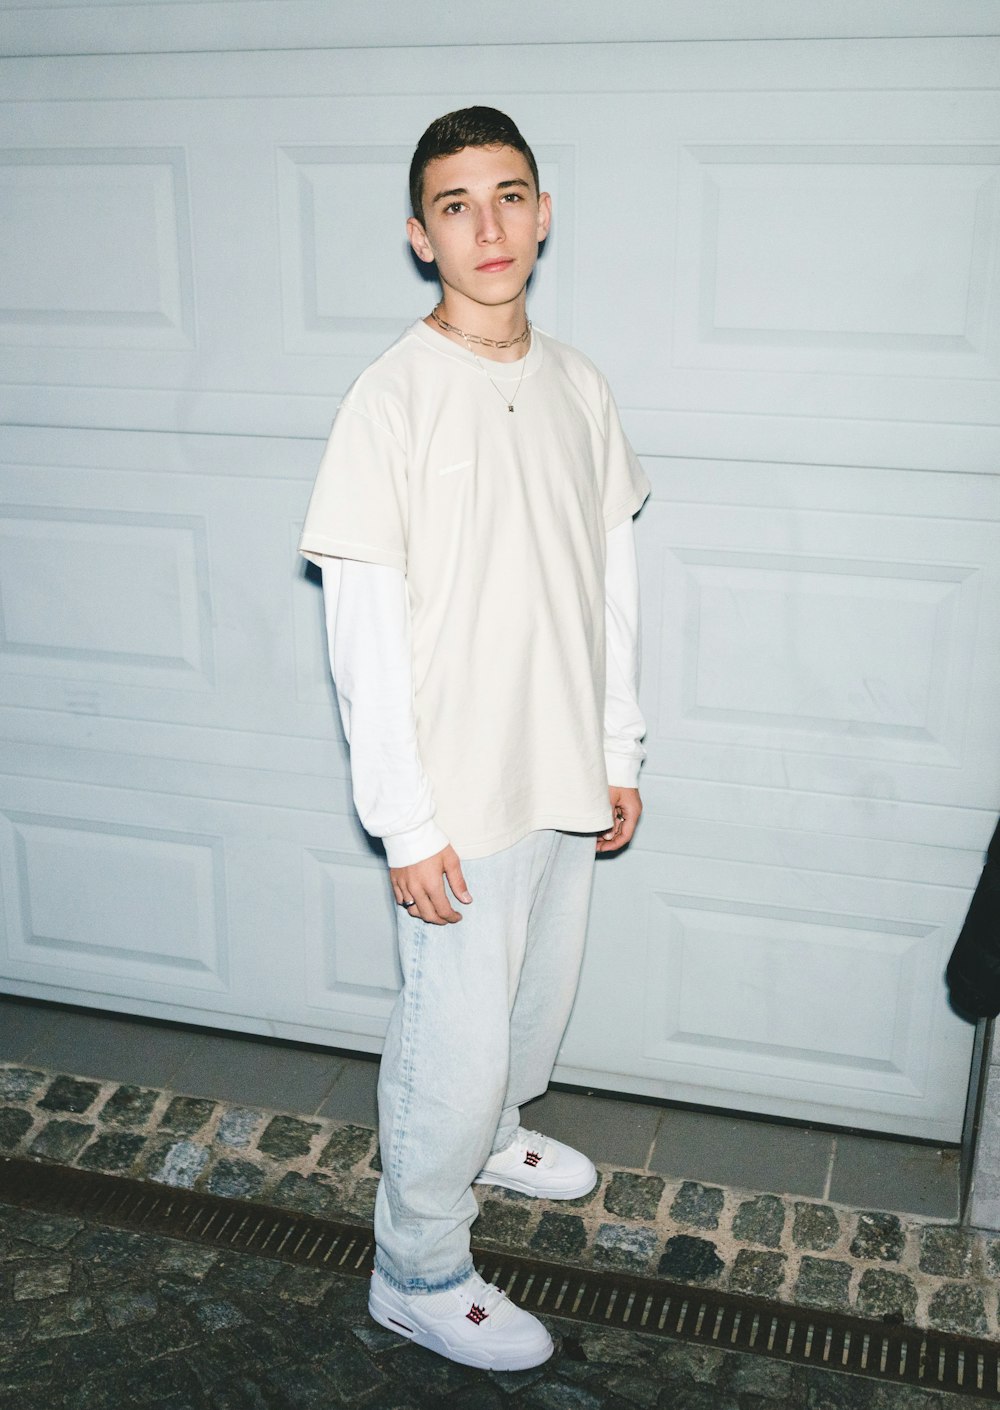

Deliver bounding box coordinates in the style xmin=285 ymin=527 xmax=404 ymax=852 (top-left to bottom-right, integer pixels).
xmin=299 ymin=319 xmax=650 ymax=859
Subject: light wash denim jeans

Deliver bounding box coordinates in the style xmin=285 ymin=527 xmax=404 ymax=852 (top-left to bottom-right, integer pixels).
xmin=373 ymin=829 xmax=596 ymax=1293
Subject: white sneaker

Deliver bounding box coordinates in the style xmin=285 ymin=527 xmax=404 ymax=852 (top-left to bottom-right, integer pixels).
xmin=474 ymin=1128 xmax=597 ymax=1200
xmin=368 ymin=1268 xmax=554 ymax=1371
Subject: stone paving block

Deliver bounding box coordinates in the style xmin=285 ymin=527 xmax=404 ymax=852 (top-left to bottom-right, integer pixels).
xmin=75 ymin=1227 xmax=164 ymax=1286
xmin=204 ymin=1156 xmax=266 ymax=1199
xmin=100 ymin=1084 xmax=159 ymax=1127
xmin=670 ymin=1181 xmax=724 ymax=1230
xmin=317 ymin=1122 xmax=374 ymax=1170
xmin=160 ymin=1094 xmax=217 ymax=1135
xmin=603 ymin=1172 xmax=664 ymax=1221
xmin=473 ymin=1197 xmax=532 ymax=1247
xmin=0 ymin=1303 xmax=37 ymax=1355
xmin=125 ymin=1310 xmax=202 ymax=1360
xmin=1 ymin=1208 xmax=81 ymax=1250
xmin=850 ymin=1211 xmax=905 ymax=1263
xmin=658 ymin=1234 xmax=724 ymax=1284
xmin=794 ymin=1256 xmax=851 ymax=1310
xmin=0 ymin=1108 xmax=32 ymax=1151
xmin=593 ymin=1222 xmax=658 ymax=1271
xmin=257 ymin=1114 xmax=321 ymax=1159
xmin=157 ymin=1243 xmax=219 ymax=1281
xmin=192 ymin=1298 xmax=245 ymax=1332
xmin=344 ymin=1174 xmax=380 ymax=1219
xmin=928 ymin=1282 xmax=988 ymax=1336
xmin=986 ymin=1237 xmax=1000 ymax=1280
xmin=206 ymin=1250 xmax=281 ymax=1296
xmin=718 ymin=1351 xmax=795 ymax=1401
xmin=791 ymin=1202 xmax=840 ymax=1251
xmin=270 ymin=1170 xmax=340 ymax=1215
xmin=28 ymin=1119 xmax=93 ymax=1162
xmin=147 ymin=1137 xmax=210 ymax=1188
xmin=214 ymin=1105 xmax=261 ymax=1147
xmin=518 ymin=1381 xmax=609 ymax=1408
xmin=33 ymin=1295 xmax=97 ymax=1340
xmin=101 ymin=1288 xmax=158 ymax=1330
xmin=729 ymin=1249 xmax=787 ymax=1298
xmin=0 ymin=1067 xmax=47 ymax=1102
xmin=13 ymin=1262 xmax=71 ymax=1300
xmin=731 ymin=1194 xmax=785 ymax=1248
xmin=272 ymin=1265 xmax=335 ymax=1306
xmin=530 ymin=1211 xmax=588 ymax=1258
xmin=77 ymin=1130 xmax=146 ymax=1173
xmin=603 ymin=1368 xmax=660 ymax=1409
xmin=856 ymin=1267 xmax=917 ymax=1322
xmin=37 ymin=1075 xmax=101 ymax=1115
xmin=919 ymin=1226 xmax=975 ymax=1278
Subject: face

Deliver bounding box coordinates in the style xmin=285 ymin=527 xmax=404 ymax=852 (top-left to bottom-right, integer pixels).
xmin=407 ymin=145 xmax=551 ymax=314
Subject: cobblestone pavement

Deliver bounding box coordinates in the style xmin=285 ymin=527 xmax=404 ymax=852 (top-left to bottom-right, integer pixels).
xmin=1 ymin=1065 xmax=994 ymax=1340
xmin=1 ymin=1202 xmax=992 ymax=1410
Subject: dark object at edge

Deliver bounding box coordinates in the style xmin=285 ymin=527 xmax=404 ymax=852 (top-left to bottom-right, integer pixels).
xmin=947 ymin=819 xmax=1000 ymax=1019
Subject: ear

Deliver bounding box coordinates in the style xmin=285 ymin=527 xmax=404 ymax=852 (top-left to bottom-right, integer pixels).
xmin=536 ymin=191 xmax=552 ymax=244
xmin=407 ymin=215 xmax=435 ymax=264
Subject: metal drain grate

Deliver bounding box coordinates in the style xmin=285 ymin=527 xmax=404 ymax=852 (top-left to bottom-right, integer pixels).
xmin=2 ymin=1155 xmax=998 ymax=1398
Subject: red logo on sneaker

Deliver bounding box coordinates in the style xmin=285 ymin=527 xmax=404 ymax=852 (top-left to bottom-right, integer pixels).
xmin=524 ymin=1149 xmax=542 ymax=1167
xmin=466 ymin=1304 xmax=488 ymax=1324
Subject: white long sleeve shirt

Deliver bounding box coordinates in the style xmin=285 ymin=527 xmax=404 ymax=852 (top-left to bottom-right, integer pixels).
xmin=323 ymin=517 xmax=645 ymax=868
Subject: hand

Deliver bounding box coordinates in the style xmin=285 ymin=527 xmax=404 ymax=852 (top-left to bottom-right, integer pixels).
xmin=596 ymin=786 xmax=642 ymax=853
xmin=390 ymin=845 xmax=472 ymax=925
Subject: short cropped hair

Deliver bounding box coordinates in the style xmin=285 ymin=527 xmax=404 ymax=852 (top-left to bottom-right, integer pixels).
xmin=409 ymin=106 xmax=540 ymax=225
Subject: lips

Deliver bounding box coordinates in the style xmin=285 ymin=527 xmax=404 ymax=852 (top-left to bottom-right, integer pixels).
xmin=476 ymin=258 xmax=515 ymax=273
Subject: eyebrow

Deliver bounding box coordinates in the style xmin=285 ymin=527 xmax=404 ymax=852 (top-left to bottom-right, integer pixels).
xmin=430 ymin=178 xmax=532 ymax=205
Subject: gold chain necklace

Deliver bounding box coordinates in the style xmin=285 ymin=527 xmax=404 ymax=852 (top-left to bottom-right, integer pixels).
xmin=430 ymin=305 xmax=530 ymax=349
xmin=429 ymin=306 xmax=532 ymax=414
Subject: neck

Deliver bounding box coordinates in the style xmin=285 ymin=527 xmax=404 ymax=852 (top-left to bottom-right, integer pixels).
xmin=427 ymin=293 xmax=530 ymax=362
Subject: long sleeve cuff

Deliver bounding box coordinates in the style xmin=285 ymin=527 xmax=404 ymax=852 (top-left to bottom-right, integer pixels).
xmin=604 ymin=750 xmax=643 ymax=790
xmin=383 ymin=819 xmax=451 ymax=869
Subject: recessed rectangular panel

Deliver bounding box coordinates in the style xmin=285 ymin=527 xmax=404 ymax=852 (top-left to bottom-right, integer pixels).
xmin=303 ymin=847 xmax=400 ymax=1021
xmin=5 ymin=812 xmax=228 ymax=991
xmin=642 ymin=891 xmax=935 ymax=1096
xmin=0 ymin=509 xmax=213 ymax=688
xmin=676 ymin=552 xmax=970 ymax=747
xmin=0 ymin=148 xmax=195 ymax=347
xmin=675 ymin=145 xmax=1000 ymax=376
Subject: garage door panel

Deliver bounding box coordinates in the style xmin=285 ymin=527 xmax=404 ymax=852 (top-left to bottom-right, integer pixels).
xmin=1 ymin=26 xmax=997 ymax=1139
xmin=3 ymin=70 xmax=998 ymax=453
xmin=639 ymin=463 xmax=1000 ymax=808
xmin=0 ymin=434 xmax=350 ymax=749
xmin=559 ymin=843 xmax=975 ymax=1138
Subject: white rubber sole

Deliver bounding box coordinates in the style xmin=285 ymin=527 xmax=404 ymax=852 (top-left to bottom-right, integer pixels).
xmin=474 ymin=1167 xmax=598 ymax=1200
xmin=368 ymin=1280 xmax=554 ymax=1372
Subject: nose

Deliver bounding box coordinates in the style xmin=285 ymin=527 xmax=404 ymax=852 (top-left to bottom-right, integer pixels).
xmin=476 ymin=205 xmax=504 ymax=244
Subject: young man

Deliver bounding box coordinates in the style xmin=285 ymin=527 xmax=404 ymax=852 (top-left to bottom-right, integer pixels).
xmin=299 ymin=107 xmax=649 ymax=1371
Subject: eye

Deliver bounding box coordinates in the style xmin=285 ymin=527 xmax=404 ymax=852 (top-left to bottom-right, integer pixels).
xmin=442 ymin=201 xmax=466 ymax=215
xmin=499 ymin=192 xmax=523 ymax=203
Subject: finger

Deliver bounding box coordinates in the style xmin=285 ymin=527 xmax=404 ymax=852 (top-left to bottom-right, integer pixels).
xmin=444 ymin=859 xmax=472 ymax=906
xmin=427 ymin=877 xmax=461 ymax=924
xmin=403 ymin=884 xmax=437 ymax=925
xmin=406 ymin=882 xmax=457 ymax=926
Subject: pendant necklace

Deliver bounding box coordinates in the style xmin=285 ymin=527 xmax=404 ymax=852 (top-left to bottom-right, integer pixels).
xmin=430 ymin=305 xmax=531 ymax=413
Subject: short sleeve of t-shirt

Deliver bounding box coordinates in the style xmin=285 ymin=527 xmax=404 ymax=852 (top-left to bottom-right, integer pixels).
xmin=600 ymin=379 xmax=651 ymax=531
xmin=299 ymin=404 xmax=408 ymax=571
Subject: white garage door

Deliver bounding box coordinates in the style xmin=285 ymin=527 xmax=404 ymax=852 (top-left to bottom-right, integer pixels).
xmin=2 ymin=6 xmax=999 ymax=1141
